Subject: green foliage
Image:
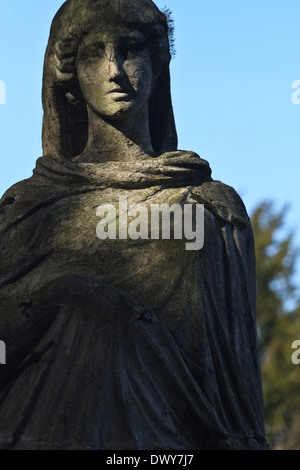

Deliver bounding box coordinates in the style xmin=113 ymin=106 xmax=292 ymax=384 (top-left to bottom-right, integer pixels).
xmin=251 ymin=201 xmax=300 ymax=449
xmin=162 ymin=6 xmax=176 ymax=58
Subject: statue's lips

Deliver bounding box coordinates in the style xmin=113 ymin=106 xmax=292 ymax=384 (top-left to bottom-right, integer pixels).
xmin=108 ymin=88 xmax=133 ymax=101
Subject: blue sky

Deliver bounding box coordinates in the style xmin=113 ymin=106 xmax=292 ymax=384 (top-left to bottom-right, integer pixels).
xmin=0 ymin=0 xmax=299 ymax=289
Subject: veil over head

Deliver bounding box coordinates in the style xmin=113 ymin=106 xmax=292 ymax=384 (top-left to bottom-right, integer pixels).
xmin=42 ymin=0 xmax=178 ymax=160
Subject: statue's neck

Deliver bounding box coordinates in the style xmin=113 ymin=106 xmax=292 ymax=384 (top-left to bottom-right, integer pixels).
xmin=75 ymin=107 xmax=155 ymax=163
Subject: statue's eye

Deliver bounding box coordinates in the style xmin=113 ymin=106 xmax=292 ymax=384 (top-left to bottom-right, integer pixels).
xmin=78 ymin=41 xmax=105 ymax=60
xmin=126 ymin=39 xmax=147 ymax=52
xmin=118 ymin=38 xmax=147 ymax=59
xmin=87 ymin=42 xmax=105 ymax=58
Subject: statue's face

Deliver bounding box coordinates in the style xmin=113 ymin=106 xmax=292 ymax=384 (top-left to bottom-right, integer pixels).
xmin=76 ymin=25 xmax=153 ymax=121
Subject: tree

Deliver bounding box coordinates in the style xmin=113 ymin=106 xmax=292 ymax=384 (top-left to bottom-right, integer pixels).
xmin=251 ymin=201 xmax=300 ymax=449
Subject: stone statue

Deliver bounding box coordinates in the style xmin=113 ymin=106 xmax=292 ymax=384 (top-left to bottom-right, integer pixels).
xmin=0 ymin=0 xmax=268 ymax=450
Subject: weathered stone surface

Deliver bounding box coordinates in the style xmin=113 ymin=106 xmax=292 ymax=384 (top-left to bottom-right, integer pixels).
xmin=0 ymin=0 xmax=268 ymax=450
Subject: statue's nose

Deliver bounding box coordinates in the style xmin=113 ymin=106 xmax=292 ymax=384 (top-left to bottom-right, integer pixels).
xmin=106 ymin=47 xmax=124 ymax=80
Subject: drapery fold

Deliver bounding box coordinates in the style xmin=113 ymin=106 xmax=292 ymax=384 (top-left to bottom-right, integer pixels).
xmin=0 ymin=151 xmax=268 ymax=449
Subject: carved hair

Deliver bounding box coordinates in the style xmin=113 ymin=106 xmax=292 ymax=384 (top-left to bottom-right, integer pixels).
xmin=42 ymin=0 xmax=178 ymax=160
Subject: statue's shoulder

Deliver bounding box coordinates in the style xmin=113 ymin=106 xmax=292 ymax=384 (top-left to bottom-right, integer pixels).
xmin=191 ymin=179 xmax=250 ymax=227
xmin=0 ymin=176 xmax=42 ymax=228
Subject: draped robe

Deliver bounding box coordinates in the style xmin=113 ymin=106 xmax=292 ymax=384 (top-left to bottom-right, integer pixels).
xmin=0 ymin=151 xmax=268 ymax=450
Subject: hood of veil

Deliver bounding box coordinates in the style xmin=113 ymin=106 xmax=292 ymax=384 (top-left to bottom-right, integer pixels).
xmin=42 ymin=0 xmax=178 ymax=160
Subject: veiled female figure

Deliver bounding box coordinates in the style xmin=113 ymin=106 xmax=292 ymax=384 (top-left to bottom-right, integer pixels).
xmin=0 ymin=0 xmax=268 ymax=450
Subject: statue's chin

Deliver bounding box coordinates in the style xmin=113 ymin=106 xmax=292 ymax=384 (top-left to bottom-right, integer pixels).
xmin=89 ymin=100 xmax=138 ymax=123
